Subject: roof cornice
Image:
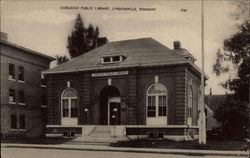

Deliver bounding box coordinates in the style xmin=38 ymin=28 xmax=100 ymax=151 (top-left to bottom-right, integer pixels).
xmin=0 ymin=40 xmax=55 ymax=61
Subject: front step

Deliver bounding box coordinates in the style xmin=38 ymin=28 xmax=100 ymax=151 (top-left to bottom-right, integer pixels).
xmin=69 ymin=126 xmax=125 ymax=143
xmin=90 ymin=126 xmax=111 ymax=136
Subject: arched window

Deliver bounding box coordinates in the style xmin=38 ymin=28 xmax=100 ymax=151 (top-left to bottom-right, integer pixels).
xmin=187 ymin=85 xmax=193 ymax=125
xmin=61 ymin=88 xmax=78 ymax=118
xmin=147 ymin=83 xmax=167 ymax=118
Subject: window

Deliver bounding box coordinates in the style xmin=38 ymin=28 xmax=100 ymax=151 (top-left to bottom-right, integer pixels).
xmin=187 ymin=86 xmax=193 ymax=125
xmin=70 ymin=99 xmax=77 ymax=117
xmin=61 ymin=88 xmax=78 ymax=118
xmin=18 ymin=66 xmax=24 ymax=81
xmin=112 ymin=56 xmax=120 ymax=62
xmin=9 ymin=89 xmax=15 ymax=103
xmin=11 ymin=114 xmax=17 ymax=129
xmin=102 ymin=55 xmax=125 ymax=64
xmin=19 ymin=90 xmax=25 ymax=104
xmin=159 ymin=96 xmax=167 ymax=116
xmin=20 ymin=115 xmax=25 ymax=129
xmin=103 ymin=57 xmax=111 ymax=63
xmin=41 ymin=74 xmax=46 ymax=86
xmin=9 ymin=63 xmax=15 ymax=80
xmin=62 ymin=99 xmax=69 ymax=117
xmin=41 ymin=94 xmax=47 ymax=106
xmin=147 ymin=96 xmax=156 ymax=117
xmin=147 ymin=83 xmax=167 ymax=117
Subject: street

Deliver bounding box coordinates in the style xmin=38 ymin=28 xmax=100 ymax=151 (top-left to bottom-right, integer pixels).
xmin=1 ymin=147 xmax=246 ymax=158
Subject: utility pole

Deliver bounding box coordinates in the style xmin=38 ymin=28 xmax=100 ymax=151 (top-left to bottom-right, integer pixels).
xmin=248 ymin=57 xmax=250 ymax=139
xmin=199 ymin=0 xmax=206 ymax=144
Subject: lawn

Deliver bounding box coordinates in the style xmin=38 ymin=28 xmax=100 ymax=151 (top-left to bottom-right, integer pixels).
xmin=110 ymin=139 xmax=246 ymax=151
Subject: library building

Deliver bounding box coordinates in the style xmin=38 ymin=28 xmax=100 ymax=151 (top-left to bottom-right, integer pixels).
xmin=43 ymin=38 xmax=205 ymax=141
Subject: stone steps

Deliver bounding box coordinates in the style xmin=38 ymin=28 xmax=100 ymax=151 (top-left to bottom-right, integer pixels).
xmin=68 ymin=126 xmax=125 ymax=143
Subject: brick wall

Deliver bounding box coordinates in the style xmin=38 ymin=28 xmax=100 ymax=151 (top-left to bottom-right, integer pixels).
xmin=46 ymin=64 xmax=201 ymax=127
xmin=1 ymin=43 xmax=52 ymax=137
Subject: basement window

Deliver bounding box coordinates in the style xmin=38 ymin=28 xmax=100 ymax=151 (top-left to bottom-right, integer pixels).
xmin=71 ymin=131 xmax=75 ymax=137
xmin=157 ymin=132 xmax=164 ymax=139
xmin=63 ymin=131 xmax=69 ymax=137
xmin=148 ymin=132 xmax=155 ymax=139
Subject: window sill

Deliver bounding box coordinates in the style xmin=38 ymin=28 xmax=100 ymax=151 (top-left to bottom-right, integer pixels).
xmin=8 ymin=78 xmax=16 ymax=82
xmin=11 ymin=129 xmax=18 ymax=131
xmin=188 ymin=126 xmax=199 ymax=128
xmin=146 ymin=116 xmax=167 ymax=118
xmin=8 ymin=102 xmax=16 ymax=104
xmin=101 ymin=61 xmax=122 ymax=64
xmin=41 ymin=105 xmax=47 ymax=108
xmin=18 ymin=80 xmax=25 ymax=83
xmin=18 ymin=103 xmax=26 ymax=105
xmin=41 ymin=85 xmax=47 ymax=88
xmin=19 ymin=129 xmax=27 ymax=131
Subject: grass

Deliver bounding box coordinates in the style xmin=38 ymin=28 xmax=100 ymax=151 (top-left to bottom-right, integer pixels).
xmin=1 ymin=136 xmax=72 ymax=144
xmin=1 ymin=136 xmax=247 ymax=151
xmin=110 ymin=139 xmax=246 ymax=151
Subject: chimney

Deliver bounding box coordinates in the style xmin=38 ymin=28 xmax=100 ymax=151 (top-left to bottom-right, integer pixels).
xmin=173 ymin=41 xmax=181 ymax=50
xmin=0 ymin=32 xmax=8 ymax=41
xmin=209 ymin=88 xmax=212 ymax=95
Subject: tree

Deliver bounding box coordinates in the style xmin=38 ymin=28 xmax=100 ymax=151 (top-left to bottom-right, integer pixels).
xmin=214 ymin=96 xmax=248 ymax=139
xmin=212 ymin=7 xmax=250 ymax=139
xmin=55 ymin=55 xmax=69 ymax=65
xmin=213 ymin=22 xmax=250 ymax=102
xmin=67 ymin=14 xmax=105 ymax=58
xmin=67 ymin=14 xmax=87 ymax=58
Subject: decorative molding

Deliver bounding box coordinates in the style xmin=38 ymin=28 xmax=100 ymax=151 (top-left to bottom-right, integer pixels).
xmin=154 ymin=76 xmax=159 ymax=83
xmin=108 ymin=78 xmax=112 ymax=85
xmin=91 ymin=71 xmax=128 ymax=77
xmin=67 ymin=81 xmax=70 ymax=88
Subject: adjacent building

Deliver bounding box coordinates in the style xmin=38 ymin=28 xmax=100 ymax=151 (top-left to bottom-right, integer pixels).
xmin=0 ymin=33 xmax=54 ymax=137
xmin=205 ymin=93 xmax=227 ymax=131
xmin=43 ymin=38 xmax=206 ymax=140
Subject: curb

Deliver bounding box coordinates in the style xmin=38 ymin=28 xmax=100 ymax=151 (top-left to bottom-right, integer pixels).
xmin=2 ymin=144 xmax=249 ymax=157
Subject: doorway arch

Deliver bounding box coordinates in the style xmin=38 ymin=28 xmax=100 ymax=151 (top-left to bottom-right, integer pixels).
xmin=99 ymin=86 xmax=121 ymax=125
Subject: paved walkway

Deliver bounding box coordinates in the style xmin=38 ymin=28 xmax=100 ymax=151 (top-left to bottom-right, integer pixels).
xmin=1 ymin=143 xmax=249 ymax=157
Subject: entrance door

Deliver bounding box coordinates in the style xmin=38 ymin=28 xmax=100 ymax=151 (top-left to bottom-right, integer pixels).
xmin=108 ymin=97 xmax=121 ymax=125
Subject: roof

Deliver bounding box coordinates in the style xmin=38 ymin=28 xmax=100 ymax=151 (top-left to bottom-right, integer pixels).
xmin=43 ymin=38 xmax=201 ymax=74
xmin=0 ymin=39 xmax=55 ymax=61
xmin=174 ymin=48 xmax=197 ymax=61
xmin=205 ymin=94 xmax=228 ymax=112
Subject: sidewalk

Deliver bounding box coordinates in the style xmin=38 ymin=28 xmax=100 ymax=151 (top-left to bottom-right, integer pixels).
xmin=1 ymin=143 xmax=249 ymax=157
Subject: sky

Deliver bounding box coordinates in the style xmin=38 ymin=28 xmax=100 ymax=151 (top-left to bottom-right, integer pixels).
xmin=1 ymin=0 xmax=243 ymax=95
